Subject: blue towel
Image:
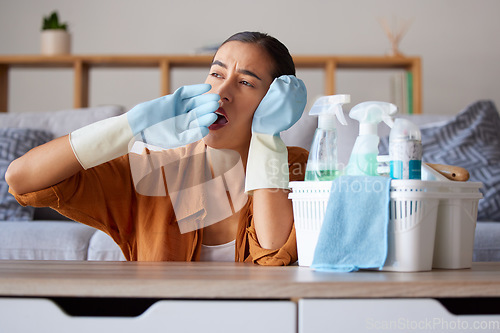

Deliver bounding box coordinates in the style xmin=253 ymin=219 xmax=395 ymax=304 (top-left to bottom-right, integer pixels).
xmin=311 ymin=176 xmax=391 ymax=272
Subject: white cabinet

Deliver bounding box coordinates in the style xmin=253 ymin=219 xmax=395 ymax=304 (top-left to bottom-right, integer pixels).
xmin=299 ymin=299 xmax=500 ymax=333
xmin=4 ymin=297 xmax=500 ymax=333
xmin=0 ymin=298 xmax=296 ymax=333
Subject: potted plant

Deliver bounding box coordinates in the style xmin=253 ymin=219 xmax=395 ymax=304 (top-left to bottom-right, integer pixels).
xmin=40 ymin=11 xmax=71 ymax=55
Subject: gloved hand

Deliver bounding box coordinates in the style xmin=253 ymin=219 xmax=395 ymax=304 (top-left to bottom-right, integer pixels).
xmin=245 ymin=75 xmax=307 ymax=193
xmin=128 ymin=84 xmax=219 ymax=149
xmin=251 ymin=75 xmax=307 ymax=136
xmin=70 ymin=84 xmax=219 ymax=169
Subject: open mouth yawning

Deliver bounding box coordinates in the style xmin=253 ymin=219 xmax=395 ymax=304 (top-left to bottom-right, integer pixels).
xmin=209 ymin=108 xmax=229 ymax=130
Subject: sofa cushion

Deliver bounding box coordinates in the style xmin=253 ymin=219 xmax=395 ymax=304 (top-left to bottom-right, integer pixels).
xmin=0 ymin=128 xmax=53 ymax=221
xmin=0 ymin=105 xmax=125 ymax=137
xmin=474 ymin=222 xmax=500 ymax=261
xmin=0 ymin=221 xmax=96 ymax=260
xmin=380 ymin=100 xmax=500 ymax=221
xmin=88 ymin=229 xmax=126 ymax=261
xmin=1 ymin=105 xmax=126 ymax=221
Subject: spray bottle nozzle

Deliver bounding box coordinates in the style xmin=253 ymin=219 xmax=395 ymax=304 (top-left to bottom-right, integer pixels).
xmin=349 ymin=101 xmax=398 ymax=135
xmin=344 ymin=101 xmax=398 ymax=176
xmin=309 ymin=94 xmax=351 ymax=129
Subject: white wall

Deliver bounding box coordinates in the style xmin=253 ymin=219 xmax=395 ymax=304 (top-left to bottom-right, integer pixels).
xmin=1 ymin=0 xmax=499 ymax=115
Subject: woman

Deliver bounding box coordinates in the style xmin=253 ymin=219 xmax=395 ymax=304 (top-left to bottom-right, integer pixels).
xmin=6 ymin=31 xmax=308 ymax=265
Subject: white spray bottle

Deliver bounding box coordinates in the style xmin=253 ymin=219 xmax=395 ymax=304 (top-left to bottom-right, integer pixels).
xmin=344 ymin=101 xmax=398 ymax=176
xmin=389 ymin=118 xmax=422 ymax=179
xmin=305 ymin=94 xmax=350 ymax=181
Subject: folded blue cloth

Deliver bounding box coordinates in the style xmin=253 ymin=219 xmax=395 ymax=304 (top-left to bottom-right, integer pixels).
xmin=311 ymin=176 xmax=391 ymax=272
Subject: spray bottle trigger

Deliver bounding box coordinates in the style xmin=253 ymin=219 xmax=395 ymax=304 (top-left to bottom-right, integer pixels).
xmin=382 ymin=114 xmax=395 ymax=128
xmin=382 ymin=103 xmax=398 ymax=128
xmin=331 ymin=94 xmax=350 ymax=126
xmin=335 ymin=106 xmax=348 ymax=126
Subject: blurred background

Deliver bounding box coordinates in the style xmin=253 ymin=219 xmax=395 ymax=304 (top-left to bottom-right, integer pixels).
xmin=0 ymin=0 xmax=499 ymax=115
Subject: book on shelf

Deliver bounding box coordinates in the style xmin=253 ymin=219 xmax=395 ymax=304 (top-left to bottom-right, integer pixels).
xmin=391 ymin=71 xmax=413 ymax=114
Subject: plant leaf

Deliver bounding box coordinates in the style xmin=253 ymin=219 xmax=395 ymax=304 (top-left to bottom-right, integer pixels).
xmin=41 ymin=10 xmax=68 ymax=31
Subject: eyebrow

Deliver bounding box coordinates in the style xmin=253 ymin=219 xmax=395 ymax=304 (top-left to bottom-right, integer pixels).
xmin=211 ymin=60 xmax=262 ymax=81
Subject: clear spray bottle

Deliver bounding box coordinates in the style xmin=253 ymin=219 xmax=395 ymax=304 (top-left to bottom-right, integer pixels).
xmin=305 ymin=95 xmax=350 ymax=181
xmin=344 ymin=101 xmax=398 ymax=176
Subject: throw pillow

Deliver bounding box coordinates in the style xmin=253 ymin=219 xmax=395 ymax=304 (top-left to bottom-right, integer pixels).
xmin=0 ymin=128 xmax=53 ymax=221
xmin=380 ymin=100 xmax=500 ymax=221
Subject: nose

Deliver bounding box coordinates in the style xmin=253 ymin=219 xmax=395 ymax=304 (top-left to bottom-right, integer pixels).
xmin=215 ymin=79 xmax=233 ymax=104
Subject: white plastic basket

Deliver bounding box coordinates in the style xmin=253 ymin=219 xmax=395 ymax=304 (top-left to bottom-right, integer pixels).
xmin=288 ymin=181 xmax=332 ymax=268
xmin=431 ymin=184 xmax=483 ymax=269
xmin=289 ymin=179 xmax=482 ymax=272
xmin=389 ymin=180 xmax=483 ymax=269
xmin=385 ymin=185 xmax=441 ymax=272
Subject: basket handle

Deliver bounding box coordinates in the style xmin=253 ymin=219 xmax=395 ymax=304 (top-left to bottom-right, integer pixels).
xmin=425 ymin=163 xmax=470 ymax=181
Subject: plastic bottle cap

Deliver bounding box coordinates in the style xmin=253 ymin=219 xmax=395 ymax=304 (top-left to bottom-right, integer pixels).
xmin=318 ymin=115 xmax=336 ymax=130
xmin=390 ymin=118 xmax=422 ymax=141
xmin=359 ymin=123 xmax=378 ymax=135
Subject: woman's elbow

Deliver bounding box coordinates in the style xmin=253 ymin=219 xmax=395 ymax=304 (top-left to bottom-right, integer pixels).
xmin=5 ymin=159 xmax=28 ymax=194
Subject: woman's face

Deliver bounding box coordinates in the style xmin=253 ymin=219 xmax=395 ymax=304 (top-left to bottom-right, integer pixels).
xmin=203 ymin=41 xmax=275 ymax=152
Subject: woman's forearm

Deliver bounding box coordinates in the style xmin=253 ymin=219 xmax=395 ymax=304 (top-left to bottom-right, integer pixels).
xmin=252 ymin=188 xmax=294 ymax=249
xmin=5 ymin=135 xmax=83 ymax=195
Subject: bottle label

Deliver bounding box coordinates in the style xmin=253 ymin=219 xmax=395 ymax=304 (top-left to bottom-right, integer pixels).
xmin=389 ymin=140 xmax=422 ymax=179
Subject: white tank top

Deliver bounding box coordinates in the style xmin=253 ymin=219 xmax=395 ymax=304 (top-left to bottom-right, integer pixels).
xmin=199 ymin=240 xmax=236 ymax=262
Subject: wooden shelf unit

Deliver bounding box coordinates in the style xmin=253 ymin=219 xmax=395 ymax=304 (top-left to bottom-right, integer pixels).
xmin=0 ymin=54 xmax=422 ymax=113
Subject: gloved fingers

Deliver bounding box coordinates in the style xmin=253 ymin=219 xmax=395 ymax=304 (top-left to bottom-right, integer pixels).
xmin=251 ymin=75 xmax=307 ymax=135
xmin=176 ymin=83 xmax=213 ymax=100
xmin=140 ymin=116 xmax=208 ymax=150
xmin=291 ymin=77 xmax=307 ymax=106
xmin=196 ymin=126 xmax=210 ymax=138
xmin=183 ymin=94 xmax=220 ymax=112
xmin=257 ymin=75 xmax=307 ymax=115
xmin=189 ymin=112 xmax=217 ymax=129
xmin=273 ymin=76 xmax=307 ymax=128
xmin=284 ymin=76 xmax=307 ymax=127
xmin=167 ymin=110 xmax=215 ymax=132
xmin=177 ymin=126 xmax=209 ymax=144
xmin=189 ymin=100 xmax=219 ymax=118
xmin=274 ymin=75 xmax=307 ymax=103
xmin=277 ymin=75 xmax=291 ymax=83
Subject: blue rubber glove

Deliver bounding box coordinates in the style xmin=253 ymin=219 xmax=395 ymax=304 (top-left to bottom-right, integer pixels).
xmin=127 ymin=84 xmax=219 ymax=148
xmin=251 ymin=75 xmax=307 ymax=136
xmin=70 ymin=84 xmax=219 ymax=169
xmin=245 ymin=75 xmax=307 ymax=193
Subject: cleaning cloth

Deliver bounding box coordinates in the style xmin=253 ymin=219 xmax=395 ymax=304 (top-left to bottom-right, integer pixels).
xmin=311 ymin=176 xmax=391 ymax=272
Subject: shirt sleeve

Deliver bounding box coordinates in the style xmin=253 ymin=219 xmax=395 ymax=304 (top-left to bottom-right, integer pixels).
xmin=243 ymin=146 xmax=309 ymax=266
xmin=10 ymin=154 xmax=137 ymax=245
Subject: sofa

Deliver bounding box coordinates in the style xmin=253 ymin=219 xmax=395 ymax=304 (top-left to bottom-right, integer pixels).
xmin=1 ymin=100 xmax=499 ymax=262
xmin=0 ymin=106 xmax=127 ymax=261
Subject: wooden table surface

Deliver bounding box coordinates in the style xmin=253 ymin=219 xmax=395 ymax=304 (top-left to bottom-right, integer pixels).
xmin=0 ymin=261 xmax=499 ymax=299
